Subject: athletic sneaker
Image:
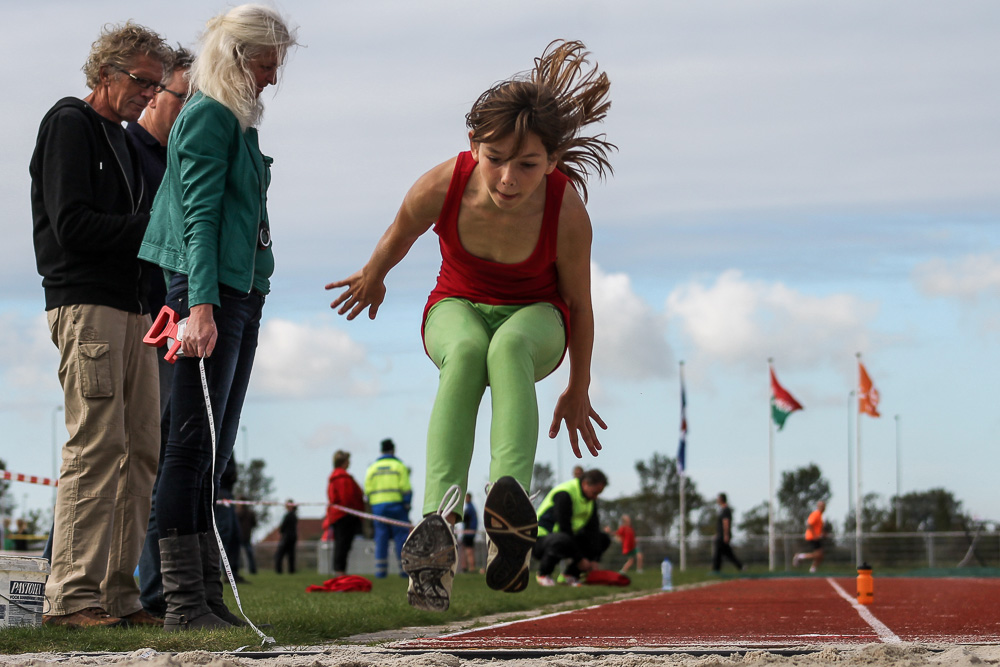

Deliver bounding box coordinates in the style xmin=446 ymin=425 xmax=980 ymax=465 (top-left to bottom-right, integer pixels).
xmin=562 ymin=575 xmax=581 ymax=587
xmin=809 ymin=565 xmax=817 ymax=573
xmin=792 ymin=553 xmax=803 ymax=567
xmin=484 ymin=476 xmax=538 ymax=593
xmin=536 ymin=574 xmax=556 ymax=587
xmin=400 ymin=487 xmax=460 ymax=612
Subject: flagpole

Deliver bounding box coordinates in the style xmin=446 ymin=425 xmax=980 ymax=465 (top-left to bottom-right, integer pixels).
xmin=855 ymin=353 xmax=863 ymax=566
xmin=847 ymin=390 xmax=855 ymax=518
xmin=895 ymin=414 xmax=902 ymax=529
xmin=678 ymin=361 xmax=686 ymax=572
xmin=767 ymin=358 xmax=776 ymax=571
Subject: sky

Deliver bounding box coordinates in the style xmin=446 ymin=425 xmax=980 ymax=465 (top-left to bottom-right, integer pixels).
xmin=2 ymin=1 xmax=999 ymax=540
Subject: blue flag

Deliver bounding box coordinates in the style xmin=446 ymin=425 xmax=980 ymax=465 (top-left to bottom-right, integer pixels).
xmin=677 ymin=374 xmax=687 ymax=475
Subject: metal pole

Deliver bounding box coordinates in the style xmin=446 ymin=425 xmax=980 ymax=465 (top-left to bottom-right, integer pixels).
xmin=895 ymin=414 xmax=902 ymax=529
xmin=679 ymin=474 xmax=686 ymax=571
xmin=847 ymin=391 xmax=854 ymax=517
xmin=241 ymin=425 xmax=249 ymax=464
xmin=678 ymin=360 xmax=686 ymax=572
xmin=767 ymin=358 xmax=775 ymax=571
xmin=51 ymin=405 xmax=63 ymax=506
xmin=855 ymin=354 xmax=863 ymax=566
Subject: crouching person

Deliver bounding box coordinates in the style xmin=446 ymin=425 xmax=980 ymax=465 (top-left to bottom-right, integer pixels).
xmin=532 ymin=469 xmax=611 ymax=586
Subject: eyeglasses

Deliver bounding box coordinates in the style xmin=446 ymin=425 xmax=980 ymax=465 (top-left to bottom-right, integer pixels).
xmin=111 ymin=65 xmax=164 ymax=93
xmin=160 ymin=87 xmax=186 ymax=100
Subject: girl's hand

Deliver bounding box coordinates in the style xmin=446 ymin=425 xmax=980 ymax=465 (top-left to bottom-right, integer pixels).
xmin=549 ymin=387 xmax=607 ymax=458
xmin=325 ymin=269 xmax=386 ymax=321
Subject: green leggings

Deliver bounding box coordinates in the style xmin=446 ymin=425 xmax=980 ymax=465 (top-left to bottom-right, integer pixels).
xmin=422 ymin=298 xmax=566 ymax=516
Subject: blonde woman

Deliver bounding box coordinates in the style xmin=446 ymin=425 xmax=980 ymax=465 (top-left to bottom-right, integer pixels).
xmin=139 ymin=4 xmax=297 ymax=631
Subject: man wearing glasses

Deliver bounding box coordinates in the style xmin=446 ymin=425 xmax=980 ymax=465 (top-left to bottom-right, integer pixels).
xmin=29 ymin=22 xmax=172 ymax=629
xmin=125 ymin=45 xmax=194 ymax=622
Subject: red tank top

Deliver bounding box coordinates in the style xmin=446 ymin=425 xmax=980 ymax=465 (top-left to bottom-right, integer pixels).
xmin=422 ymin=151 xmax=572 ymax=337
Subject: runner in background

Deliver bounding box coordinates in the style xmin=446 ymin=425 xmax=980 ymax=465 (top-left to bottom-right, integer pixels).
xmin=793 ymin=499 xmax=826 ymax=572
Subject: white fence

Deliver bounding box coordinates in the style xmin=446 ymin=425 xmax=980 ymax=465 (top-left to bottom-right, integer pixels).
xmin=246 ymin=531 xmax=999 ymax=574
xmin=633 ymin=531 xmax=1000 ymax=571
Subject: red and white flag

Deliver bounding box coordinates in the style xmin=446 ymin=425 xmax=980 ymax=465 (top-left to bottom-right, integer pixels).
xmin=858 ymin=361 xmax=880 ymax=417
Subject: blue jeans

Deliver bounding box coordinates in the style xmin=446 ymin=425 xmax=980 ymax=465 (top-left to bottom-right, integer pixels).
xmin=372 ymin=502 xmax=410 ymax=578
xmin=156 ymin=275 xmax=264 ymax=538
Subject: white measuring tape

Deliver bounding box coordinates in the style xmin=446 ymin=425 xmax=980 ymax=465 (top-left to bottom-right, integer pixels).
xmin=200 ymin=357 xmax=275 ymax=646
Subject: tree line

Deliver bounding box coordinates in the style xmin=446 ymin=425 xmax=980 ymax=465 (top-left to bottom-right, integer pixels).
xmin=532 ymin=454 xmax=981 ymax=538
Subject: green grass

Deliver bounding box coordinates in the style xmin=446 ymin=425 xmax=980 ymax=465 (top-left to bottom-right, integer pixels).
xmin=0 ymin=567 xmax=700 ymax=654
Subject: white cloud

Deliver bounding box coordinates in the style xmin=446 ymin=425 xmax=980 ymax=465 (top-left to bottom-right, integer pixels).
xmin=0 ymin=312 xmax=60 ymax=396
xmin=251 ymin=319 xmax=378 ymax=399
xmin=591 ymin=264 xmax=672 ymax=380
xmin=666 ymin=269 xmax=877 ymax=370
xmin=912 ymin=253 xmax=1000 ymax=300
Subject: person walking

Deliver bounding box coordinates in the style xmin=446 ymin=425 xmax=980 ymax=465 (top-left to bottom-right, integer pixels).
xmin=327 ymin=40 xmax=613 ymax=612
xmin=325 ymin=450 xmax=365 ymax=576
xmin=712 ymin=493 xmax=744 ymax=573
xmin=274 ymin=500 xmax=298 ymax=574
xmin=793 ymin=500 xmax=827 ymax=572
xmin=138 ymin=4 xmax=298 ymax=630
xmin=363 ymin=439 xmax=412 ymax=578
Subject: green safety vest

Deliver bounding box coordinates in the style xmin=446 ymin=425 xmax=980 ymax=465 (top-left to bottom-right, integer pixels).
xmin=364 ymin=456 xmax=411 ymax=505
xmin=536 ymin=479 xmax=593 ymax=537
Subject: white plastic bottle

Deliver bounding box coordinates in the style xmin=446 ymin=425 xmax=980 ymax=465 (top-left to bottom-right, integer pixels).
xmin=661 ymin=557 xmax=673 ymax=591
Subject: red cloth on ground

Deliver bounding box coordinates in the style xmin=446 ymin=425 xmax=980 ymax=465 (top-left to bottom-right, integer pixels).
xmin=305 ymin=575 xmax=373 ymax=593
xmin=584 ymin=570 xmax=631 ymax=586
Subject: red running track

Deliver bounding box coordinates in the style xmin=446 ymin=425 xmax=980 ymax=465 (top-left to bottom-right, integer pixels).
xmin=397 ymin=577 xmax=1000 ymax=650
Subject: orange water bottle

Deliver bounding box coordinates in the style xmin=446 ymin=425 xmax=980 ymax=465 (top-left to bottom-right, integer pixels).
xmin=856 ymin=563 xmax=873 ymax=605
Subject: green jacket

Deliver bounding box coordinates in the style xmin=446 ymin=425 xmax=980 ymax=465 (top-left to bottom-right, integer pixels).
xmin=138 ymin=92 xmax=274 ymax=308
xmin=536 ymin=478 xmax=595 ymax=537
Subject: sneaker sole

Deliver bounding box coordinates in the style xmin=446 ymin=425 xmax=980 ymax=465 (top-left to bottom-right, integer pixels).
xmin=484 ymin=476 xmax=538 ymax=593
xmin=400 ymin=515 xmax=457 ymax=612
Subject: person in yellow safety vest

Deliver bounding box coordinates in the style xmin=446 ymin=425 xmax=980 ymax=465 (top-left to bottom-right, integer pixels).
xmin=532 ymin=469 xmax=610 ymax=586
xmin=364 ymin=438 xmax=412 ymax=578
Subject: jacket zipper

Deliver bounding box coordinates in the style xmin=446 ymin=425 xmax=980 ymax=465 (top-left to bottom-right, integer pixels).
xmin=101 ymin=121 xmax=145 ymax=312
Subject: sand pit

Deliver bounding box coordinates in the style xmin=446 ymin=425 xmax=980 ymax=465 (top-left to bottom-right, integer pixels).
xmin=4 ymin=643 xmax=1000 ymax=667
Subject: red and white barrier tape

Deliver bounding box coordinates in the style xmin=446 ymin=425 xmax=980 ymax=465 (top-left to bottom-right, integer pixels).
xmin=1 ymin=470 xmax=58 ymax=487
xmin=216 ymin=499 xmax=480 ymax=534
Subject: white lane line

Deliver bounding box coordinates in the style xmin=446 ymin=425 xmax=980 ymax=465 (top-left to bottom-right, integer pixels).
xmin=827 ymin=577 xmax=901 ymax=643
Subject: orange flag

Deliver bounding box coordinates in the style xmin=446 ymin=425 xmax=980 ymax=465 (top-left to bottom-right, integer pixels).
xmin=858 ymin=361 xmax=880 ymax=417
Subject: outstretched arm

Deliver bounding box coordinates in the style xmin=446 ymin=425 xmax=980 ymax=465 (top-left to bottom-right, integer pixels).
xmin=549 ymin=187 xmax=607 ymax=458
xmin=325 ymin=159 xmax=453 ymax=320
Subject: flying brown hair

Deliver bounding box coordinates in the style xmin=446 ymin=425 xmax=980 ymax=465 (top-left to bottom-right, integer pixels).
xmin=466 ymin=39 xmax=615 ymax=202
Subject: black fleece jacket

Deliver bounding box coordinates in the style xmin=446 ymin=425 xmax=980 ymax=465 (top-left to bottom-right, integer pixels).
xmin=30 ymin=97 xmax=152 ymax=313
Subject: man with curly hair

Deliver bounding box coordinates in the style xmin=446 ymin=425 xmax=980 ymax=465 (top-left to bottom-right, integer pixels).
xmin=30 ymin=21 xmax=172 ymax=629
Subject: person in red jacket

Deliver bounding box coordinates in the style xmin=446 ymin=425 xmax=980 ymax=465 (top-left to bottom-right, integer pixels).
xmin=324 ymin=450 xmax=365 ymax=576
